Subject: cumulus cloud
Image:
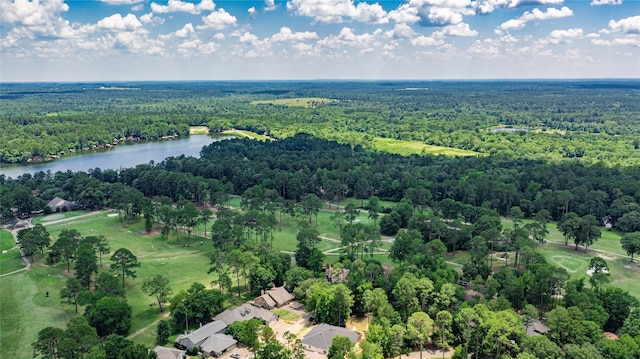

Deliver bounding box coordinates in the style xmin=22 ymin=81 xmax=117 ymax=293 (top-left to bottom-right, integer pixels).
xmin=546 ymin=28 xmax=583 ymax=44
xmin=440 ymin=22 xmax=478 ymax=36
xmin=411 ymin=34 xmax=445 ymax=46
xmin=474 ymin=0 xmax=563 ymax=14
xmin=178 ymin=38 xmax=217 ymax=56
xmin=384 ymin=23 xmax=417 ymax=39
xmin=498 ymin=6 xmax=573 ymax=32
xmin=271 ymin=27 xmax=318 ymax=42
xmin=97 ymin=13 xmax=143 ymax=31
xmin=248 ymin=6 xmax=258 ymax=18
xmin=591 ymin=0 xmax=622 ymax=5
xmin=198 ymin=9 xmax=237 ymax=30
xmin=175 ymin=23 xmax=196 ymax=38
xmin=1 ymin=0 xmax=71 ymax=34
xmin=606 ymin=15 xmax=640 ymax=34
xmin=388 ymin=4 xmax=421 ymax=23
xmin=286 ymin=0 xmax=388 ymax=24
xmin=317 ymin=27 xmax=381 ymax=48
xmin=264 ymin=0 xmax=278 ymax=11
xmin=151 ymin=0 xmax=215 ymax=14
xmin=100 ymin=0 xmax=144 ymax=4
xmin=140 ymin=12 xmax=163 ymax=25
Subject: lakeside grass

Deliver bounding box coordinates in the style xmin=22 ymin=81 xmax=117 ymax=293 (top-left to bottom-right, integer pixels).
xmin=189 ymin=126 xmax=210 ymax=135
xmin=222 ymin=129 xmax=270 ymax=141
xmin=251 ymin=98 xmax=335 ymax=107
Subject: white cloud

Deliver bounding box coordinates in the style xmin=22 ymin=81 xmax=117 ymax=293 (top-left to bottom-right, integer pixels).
xmin=151 ymin=0 xmax=215 ymax=14
xmin=97 ymin=13 xmax=143 ymax=31
xmin=606 ymin=16 xmax=640 ymax=34
xmin=140 ymin=12 xmax=163 ymax=25
xmin=198 ymin=9 xmax=237 ymax=30
xmin=248 ymin=6 xmax=258 ymax=18
xmin=271 ymin=27 xmax=318 ymax=42
xmin=264 ymin=0 xmax=278 ymax=11
xmin=468 ymin=38 xmax=500 ymax=57
xmin=411 ymin=34 xmax=445 ymax=46
xmin=131 ymin=4 xmax=144 ymax=11
xmin=286 ymin=0 xmax=388 ymax=24
xmin=591 ymin=0 xmax=622 ymax=5
xmin=440 ymin=22 xmax=478 ymax=36
xmin=546 ymin=28 xmax=583 ymax=44
xmin=498 ymin=6 xmax=573 ymax=32
xmin=178 ymin=38 xmax=217 ymax=56
xmin=0 ymin=0 xmax=70 ymax=35
xmin=426 ymin=6 xmax=463 ymax=25
xmin=213 ymin=33 xmax=226 ymax=40
xmin=317 ymin=27 xmax=381 ymax=48
xmin=100 ymin=0 xmax=144 ymax=5
xmin=474 ymin=0 xmax=564 ymax=14
xmin=388 ymin=4 xmax=420 ymax=23
xmin=175 ymin=23 xmax=196 ymax=38
xmin=591 ymin=36 xmax=640 ymax=47
xmin=384 ymin=23 xmax=417 ymax=39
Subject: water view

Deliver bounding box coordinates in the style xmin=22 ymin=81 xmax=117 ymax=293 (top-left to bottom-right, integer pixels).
xmin=0 ymin=135 xmax=232 ymax=179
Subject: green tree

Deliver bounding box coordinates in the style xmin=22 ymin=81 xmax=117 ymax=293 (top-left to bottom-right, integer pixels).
xmin=142 ymin=275 xmax=172 ymax=313
xmin=17 ymin=224 xmax=50 ymax=262
xmin=75 ymin=239 xmax=98 ymax=289
xmin=110 ymin=248 xmax=140 ymax=289
xmin=434 ymin=310 xmax=453 ymax=359
xmin=328 ymin=335 xmax=354 ymax=359
xmin=52 ymin=229 xmax=82 ymax=272
xmin=621 ymin=232 xmax=640 ymax=261
xmin=32 ymin=326 xmax=65 ymax=359
xmin=60 ymin=277 xmax=83 ymax=313
xmin=156 ymin=320 xmax=170 ymax=345
xmin=85 ymin=296 xmax=132 ymax=337
xmin=407 ymin=311 xmax=434 ymax=359
xmin=301 ymin=193 xmax=322 ymax=225
xmin=344 ymin=203 xmax=359 ymax=224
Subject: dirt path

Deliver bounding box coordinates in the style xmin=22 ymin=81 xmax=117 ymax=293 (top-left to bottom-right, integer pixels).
xmin=127 ymin=313 xmax=169 ymax=340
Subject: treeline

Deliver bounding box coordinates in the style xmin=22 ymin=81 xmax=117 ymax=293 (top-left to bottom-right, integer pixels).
xmin=2 ymin=81 xmax=640 ymax=164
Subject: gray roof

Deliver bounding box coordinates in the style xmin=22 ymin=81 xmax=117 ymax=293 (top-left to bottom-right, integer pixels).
xmin=154 ymin=346 xmax=185 ymax=359
xmin=176 ymin=320 xmax=227 ymax=350
xmin=525 ymin=320 xmax=550 ymax=336
xmin=46 ymin=197 xmax=77 ymax=210
xmin=266 ymin=286 xmax=294 ymax=306
xmin=302 ymin=324 xmax=360 ymax=352
xmin=213 ymin=303 xmax=278 ymax=325
xmin=200 ymin=334 xmax=237 ymax=356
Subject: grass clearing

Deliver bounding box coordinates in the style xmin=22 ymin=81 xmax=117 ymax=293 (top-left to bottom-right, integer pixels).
xmin=370 ymin=137 xmax=480 ymax=157
xmin=271 ymin=309 xmax=300 ymax=322
xmin=32 ymin=210 xmax=92 ymax=225
xmin=1 ymin=230 xmax=25 ymax=275
xmin=222 ymin=129 xmax=270 ymax=141
xmin=251 ymin=98 xmax=335 ymax=107
xmin=189 ymin=126 xmax=210 ymax=135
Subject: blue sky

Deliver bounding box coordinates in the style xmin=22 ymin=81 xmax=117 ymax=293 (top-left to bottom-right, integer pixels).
xmin=1 ymin=0 xmax=638 ymax=81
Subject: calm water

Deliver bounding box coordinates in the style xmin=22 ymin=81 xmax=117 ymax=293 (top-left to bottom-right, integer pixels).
xmin=0 ymin=135 xmax=232 ymax=179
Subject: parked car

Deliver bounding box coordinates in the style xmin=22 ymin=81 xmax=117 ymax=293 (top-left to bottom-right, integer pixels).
xmin=230 ymin=353 xmax=240 ymax=359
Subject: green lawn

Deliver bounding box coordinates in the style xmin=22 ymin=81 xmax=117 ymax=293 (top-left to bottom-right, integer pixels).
xmin=32 ymin=210 xmax=92 ymax=225
xmin=222 ymin=129 xmax=270 ymax=141
xmin=370 ymin=136 xmax=481 ymax=157
xmin=0 ymin=230 xmax=25 ymax=275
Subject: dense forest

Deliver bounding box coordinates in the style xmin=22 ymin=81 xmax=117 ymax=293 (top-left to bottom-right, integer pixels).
xmin=3 ymin=81 xmax=640 ymax=359
xmin=2 ymin=81 xmax=640 ymax=164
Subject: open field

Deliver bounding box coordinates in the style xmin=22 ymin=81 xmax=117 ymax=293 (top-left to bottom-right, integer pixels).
xmin=189 ymin=125 xmax=210 ymax=135
xmin=0 ymin=229 xmax=24 ymax=275
xmin=251 ymin=97 xmax=335 ymax=107
xmin=222 ymin=129 xmax=271 ymax=141
xmin=370 ymin=136 xmax=481 ymax=157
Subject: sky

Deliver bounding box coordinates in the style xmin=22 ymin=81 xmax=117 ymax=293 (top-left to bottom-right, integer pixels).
xmin=1 ymin=0 xmax=639 ymax=81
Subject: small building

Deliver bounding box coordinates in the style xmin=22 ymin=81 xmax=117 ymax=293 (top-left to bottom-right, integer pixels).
xmin=254 ymin=286 xmax=295 ymax=309
xmin=9 ymin=218 xmax=29 ymax=229
xmin=525 ymin=319 xmax=550 ymax=337
xmin=154 ymin=346 xmax=185 ymax=359
xmin=301 ymin=323 xmax=361 ymax=354
xmin=46 ymin=197 xmax=78 ymax=212
xmin=213 ymin=303 xmax=278 ymax=326
xmin=175 ymin=320 xmax=236 ymax=357
xmin=325 ymin=264 xmax=349 ymax=283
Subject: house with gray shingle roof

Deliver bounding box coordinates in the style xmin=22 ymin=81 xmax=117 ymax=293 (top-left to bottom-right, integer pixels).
xmin=301 ymin=323 xmax=360 ymax=354
xmin=175 ymin=320 xmax=236 ymax=357
xmin=213 ymin=303 xmax=278 ymax=325
xmin=46 ymin=197 xmax=78 ymax=212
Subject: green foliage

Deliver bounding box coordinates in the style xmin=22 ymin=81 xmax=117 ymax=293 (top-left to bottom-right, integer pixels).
xmin=109 ymin=248 xmax=140 ymax=289
xmin=85 ymin=296 xmax=132 ymax=337
xmin=141 ymin=275 xmax=172 ymax=313
xmin=328 ymin=335 xmax=354 ymax=359
xmin=155 ymin=320 xmax=170 ymax=345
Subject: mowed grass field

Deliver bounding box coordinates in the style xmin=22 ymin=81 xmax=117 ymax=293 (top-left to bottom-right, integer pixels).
xmin=1 ymin=229 xmax=25 ymax=274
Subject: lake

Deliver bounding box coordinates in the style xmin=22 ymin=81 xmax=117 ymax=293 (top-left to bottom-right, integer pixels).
xmin=0 ymin=135 xmax=233 ymax=179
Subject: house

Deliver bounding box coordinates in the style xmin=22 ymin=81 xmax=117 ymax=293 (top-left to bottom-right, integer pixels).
xmin=9 ymin=218 xmax=29 ymax=229
xmin=213 ymin=303 xmax=278 ymax=326
xmin=175 ymin=320 xmax=237 ymax=357
xmin=301 ymin=323 xmax=361 ymax=354
xmin=525 ymin=319 xmax=550 ymax=336
xmin=254 ymin=286 xmax=295 ymax=309
xmin=154 ymin=346 xmax=185 ymax=359
xmin=325 ymin=264 xmax=349 ymax=283
xmin=46 ymin=197 xmax=78 ymax=212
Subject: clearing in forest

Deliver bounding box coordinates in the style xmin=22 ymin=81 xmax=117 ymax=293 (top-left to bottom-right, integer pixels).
xmin=370 ymin=137 xmax=480 ymax=157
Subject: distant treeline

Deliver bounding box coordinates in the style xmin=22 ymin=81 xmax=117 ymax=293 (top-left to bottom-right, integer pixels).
xmin=1 ymin=81 xmax=639 ymax=164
